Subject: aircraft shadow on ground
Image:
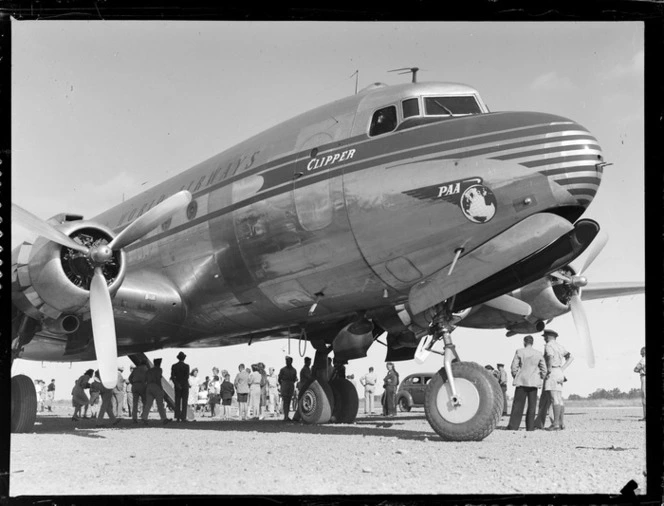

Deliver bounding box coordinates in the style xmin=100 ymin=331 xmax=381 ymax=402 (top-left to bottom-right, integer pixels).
xmin=27 ymin=413 xmax=437 ymax=441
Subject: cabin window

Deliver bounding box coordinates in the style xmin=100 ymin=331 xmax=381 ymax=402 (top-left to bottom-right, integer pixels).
xmin=369 ymin=106 xmax=397 ymax=136
xmin=424 ymin=96 xmax=482 ymax=116
xmin=402 ymin=98 xmax=420 ymax=118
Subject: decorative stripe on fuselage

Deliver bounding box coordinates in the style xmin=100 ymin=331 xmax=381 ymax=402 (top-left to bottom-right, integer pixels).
xmin=123 ymin=116 xmax=600 ymax=251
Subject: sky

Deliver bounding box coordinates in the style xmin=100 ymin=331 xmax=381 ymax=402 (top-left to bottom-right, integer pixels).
xmin=10 ymin=21 xmax=645 ymax=399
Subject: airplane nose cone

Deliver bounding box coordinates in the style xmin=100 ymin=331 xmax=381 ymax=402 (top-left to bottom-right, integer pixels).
xmin=500 ymin=113 xmax=604 ymax=209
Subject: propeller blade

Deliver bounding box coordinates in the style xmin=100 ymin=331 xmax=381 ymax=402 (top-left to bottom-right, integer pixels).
xmin=576 ymin=229 xmax=609 ymax=275
xmin=109 ymin=191 xmax=192 ymax=250
xmin=550 ymin=271 xmax=572 ymax=283
xmin=569 ymin=293 xmax=595 ymax=368
xmin=483 ymin=295 xmax=532 ymax=317
xmin=90 ymin=267 xmax=118 ymax=388
xmin=12 ymin=203 xmax=89 ymax=254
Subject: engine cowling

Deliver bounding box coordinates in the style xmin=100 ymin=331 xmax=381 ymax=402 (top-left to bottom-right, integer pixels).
xmin=12 ymin=219 xmax=126 ymax=321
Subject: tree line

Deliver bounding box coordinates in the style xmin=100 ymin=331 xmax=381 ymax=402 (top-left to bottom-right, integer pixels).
xmin=568 ymin=387 xmax=642 ymax=400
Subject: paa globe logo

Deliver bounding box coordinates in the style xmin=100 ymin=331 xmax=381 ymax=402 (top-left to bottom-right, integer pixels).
xmin=460 ymin=184 xmax=497 ymax=223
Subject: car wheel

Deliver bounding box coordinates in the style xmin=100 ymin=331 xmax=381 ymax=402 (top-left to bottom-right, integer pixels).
xmin=398 ymin=396 xmax=411 ymax=412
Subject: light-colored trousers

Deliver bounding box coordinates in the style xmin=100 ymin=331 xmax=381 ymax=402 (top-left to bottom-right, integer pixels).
xmin=364 ymin=388 xmax=375 ymax=414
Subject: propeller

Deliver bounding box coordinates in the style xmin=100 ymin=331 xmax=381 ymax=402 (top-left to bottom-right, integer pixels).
xmin=550 ymin=229 xmax=608 ymax=368
xmin=12 ymin=204 xmax=90 ymax=254
xmin=484 ymin=294 xmax=532 ymax=317
xmin=13 ymin=191 xmax=192 ymax=387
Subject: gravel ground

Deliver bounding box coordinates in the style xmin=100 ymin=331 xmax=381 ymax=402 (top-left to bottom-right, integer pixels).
xmin=10 ymin=405 xmax=647 ymax=497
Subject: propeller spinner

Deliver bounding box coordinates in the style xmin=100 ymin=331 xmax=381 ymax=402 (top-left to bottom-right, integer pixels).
xmin=12 ymin=191 xmax=192 ymax=387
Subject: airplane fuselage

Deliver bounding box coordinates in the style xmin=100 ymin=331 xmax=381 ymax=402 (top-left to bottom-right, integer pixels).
xmin=13 ymin=81 xmax=604 ymax=361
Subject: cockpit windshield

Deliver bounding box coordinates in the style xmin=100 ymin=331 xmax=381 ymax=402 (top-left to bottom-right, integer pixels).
xmin=424 ymin=96 xmax=482 ymax=116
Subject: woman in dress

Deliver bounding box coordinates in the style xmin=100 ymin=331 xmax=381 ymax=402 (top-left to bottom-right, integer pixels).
xmin=382 ymin=362 xmax=399 ymax=417
xmin=248 ymin=364 xmax=263 ymax=419
xmin=71 ymin=369 xmax=93 ymax=421
xmin=88 ymin=371 xmax=103 ymax=418
xmin=188 ymin=368 xmax=201 ymax=418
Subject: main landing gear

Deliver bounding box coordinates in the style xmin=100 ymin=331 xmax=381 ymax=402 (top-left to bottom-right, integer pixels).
xmin=11 ymin=317 xmax=39 ymax=433
xmin=296 ymin=341 xmax=359 ymax=425
xmin=421 ymin=303 xmax=503 ymax=441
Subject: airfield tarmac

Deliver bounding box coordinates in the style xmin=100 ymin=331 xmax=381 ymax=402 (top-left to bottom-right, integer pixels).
xmin=10 ymin=404 xmax=646 ymax=497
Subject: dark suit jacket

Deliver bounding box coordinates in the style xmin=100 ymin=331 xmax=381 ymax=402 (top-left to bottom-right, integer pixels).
xmin=171 ymin=361 xmax=190 ymax=388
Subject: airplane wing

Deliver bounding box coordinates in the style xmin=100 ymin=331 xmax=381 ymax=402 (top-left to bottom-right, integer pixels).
xmin=580 ymin=282 xmax=645 ymax=302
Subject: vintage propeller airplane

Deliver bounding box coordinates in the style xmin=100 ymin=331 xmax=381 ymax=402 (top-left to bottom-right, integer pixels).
xmin=11 ymin=76 xmax=643 ymax=440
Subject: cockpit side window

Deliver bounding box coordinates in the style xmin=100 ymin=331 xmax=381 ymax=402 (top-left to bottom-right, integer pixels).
xmin=424 ymin=96 xmax=482 ymax=116
xmin=402 ymin=98 xmax=420 ymax=119
xmin=369 ymin=106 xmax=398 ymax=136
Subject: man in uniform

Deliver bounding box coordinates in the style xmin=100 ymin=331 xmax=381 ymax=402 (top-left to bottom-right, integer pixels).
xmin=634 ymin=346 xmax=646 ymax=420
xmin=129 ymin=359 xmax=149 ymax=423
xmin=142 ymin=358 xmax=171 ymax=425
xmin=360 ymin=366 xmax=377 ymax=415
xmin=112 ymin=367 xmax=126 ymax=417
xmin=46 ymin=379 xmax=55 ymax=412
xmin=278 ymin=356 xmax=298 ymax=421
xmin=496 ymin=363 xmax=509 ymax=416
xmin=541 ymin=329 xmax=573 ymax=430
xmin=506 ymin=335 xmax=547 ymax=431
xmin=125 ymin=366 xmax=134 ymax=418
xmin=299 ymin=357 xmax=312 ymax=388
xmin=171 ymin=351 xmax=190 ymax=422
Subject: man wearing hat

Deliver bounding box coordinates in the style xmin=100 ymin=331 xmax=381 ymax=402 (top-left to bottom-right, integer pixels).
xmin=278 ymin=356 xmax=298 ymax=421
xmin=496 ymin=363 xmax=509 ymax=416
xmin=171 ymin=351 xmax=190 ymax=422
xmin=129 ymin=359 xmax=149 ymax=423
xmin=125 ymin=366 xmax=134 ymax=418
xmin=142 ymin=358 xmax=171 ymax=425
xmin=541 ymin=329 xmax=573 ymax=430
xmin=112 ymin=366 xmax=126 ymax=418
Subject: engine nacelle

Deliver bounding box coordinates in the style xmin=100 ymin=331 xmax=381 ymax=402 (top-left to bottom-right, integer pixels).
xmin=41 ymin=314 xmax=81 ymax=335
xmin=515 ymin=275 xmax=572 ymax=321
xmin=332 ymin=319 xmax=375 ymax=362
xmin=12 ymin=220 xmax=126 ymax=321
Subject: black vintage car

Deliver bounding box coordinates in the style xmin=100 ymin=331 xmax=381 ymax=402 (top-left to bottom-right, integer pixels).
xmin=395 ymin=372 xmax=434 ymax=412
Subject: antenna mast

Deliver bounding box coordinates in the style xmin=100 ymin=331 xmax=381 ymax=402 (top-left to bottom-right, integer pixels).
xmin=388 ymin=66 xmax=420 ymax=83
xmin=350 ymin=69 xmax=359 ymax=94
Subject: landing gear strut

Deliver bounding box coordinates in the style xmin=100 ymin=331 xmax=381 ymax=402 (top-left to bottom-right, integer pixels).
xmin=422 ymin=303 xmax=503 ymax=441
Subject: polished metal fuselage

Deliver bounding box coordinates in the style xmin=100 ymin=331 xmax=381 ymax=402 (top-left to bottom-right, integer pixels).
xmin=18 ymin=82 xmax=604 ymax=360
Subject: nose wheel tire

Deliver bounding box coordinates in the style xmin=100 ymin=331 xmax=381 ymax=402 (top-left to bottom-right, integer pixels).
xmin=298 ymin=380 xmax=334 ymax=424
xmin=12 ymin=375 xmax=37 ymax=433
xmin=424 ymin=362 xmax=502 ymax=441
xmin=398 ymin=397 xmax=411 ymax=412
xmin=330 ymin=378 xmax=359 ymax=423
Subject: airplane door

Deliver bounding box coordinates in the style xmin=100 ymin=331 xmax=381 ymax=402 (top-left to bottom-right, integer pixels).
xmin=293 ymin=133 xmax=334 ymax=233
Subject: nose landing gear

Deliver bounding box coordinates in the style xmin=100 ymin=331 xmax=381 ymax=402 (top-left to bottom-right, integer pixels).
xmin=422 ymin=303 xmax=503 ymax=441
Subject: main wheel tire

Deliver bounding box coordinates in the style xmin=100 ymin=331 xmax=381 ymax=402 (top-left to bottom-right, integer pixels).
xmin=424 ymin=362 xmax=501 ymax=441
xmin=299 ymin=380 xmax=334 ymax=424
xmin=330 ymin=378 xmax=359 ymax=423
xmin=398 ymin=396 xmax=412 ymax=412
xmin=12 ymin=375 xmax=37 ymax=433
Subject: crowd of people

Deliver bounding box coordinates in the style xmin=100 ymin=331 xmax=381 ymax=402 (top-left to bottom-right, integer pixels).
xmin=63 ymin=333 xmax=645 ymax=429
xmin=34 ymin=378 xmax=56 ymax=413
xmin=67 ymin=354 xmax=364 ymax=425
